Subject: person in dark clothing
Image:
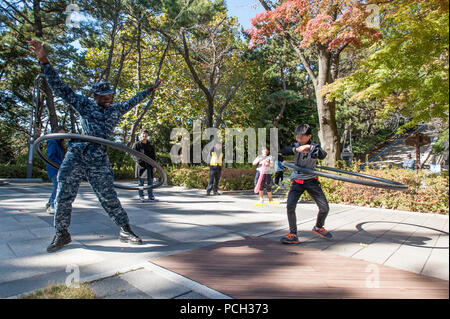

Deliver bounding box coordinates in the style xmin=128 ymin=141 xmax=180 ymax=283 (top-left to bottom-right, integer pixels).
xmin=133 ymin=130 xmax=157 ymax=202
xmin=206 ymin=143 xmax=223 ymax=196
xmin=46 ymin=126 xmax=66 ymax=214
xmin=279 ymin=124 xmax=332 ymax=244
xmin=274 ymin=154 xmax=285 ymax=186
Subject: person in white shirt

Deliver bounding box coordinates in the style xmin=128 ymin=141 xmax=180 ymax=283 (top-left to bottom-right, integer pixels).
xmin=252 ymin=147 xmax=275 ymax=203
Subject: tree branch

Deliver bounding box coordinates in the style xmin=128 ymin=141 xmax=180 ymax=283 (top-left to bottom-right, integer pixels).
xmin=2 ymin=0 xmax=34 ymax=25
xmin=179 ymin=29 xmax=213 ymax=103
xmin=214 ymin=78 xmax=245 ymax=128
xmin=128 ymin=42 xmax=170 ymax=146
xmin=257 ymin=0 xmax=317 ymax=85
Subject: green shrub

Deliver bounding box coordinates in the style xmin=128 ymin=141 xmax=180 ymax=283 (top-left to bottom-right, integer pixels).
xmin=0 ymin=164 xmax=49 ymax=181
xmin=112 ymin=168 xmax=135 ymax=180
xmin=169 ymin=167 xmax=255 ymax=190
xmin=300 ymin=167 xmax=449 ymax=215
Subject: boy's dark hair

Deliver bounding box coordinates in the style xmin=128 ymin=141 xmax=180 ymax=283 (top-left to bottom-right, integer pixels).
xmin=295 ymin=124 xmax=312 ymax=136
xmin=52 ymin=125 xmax=66 ymax=133
xmin=141 ymin=129 xmax=150 ymax=135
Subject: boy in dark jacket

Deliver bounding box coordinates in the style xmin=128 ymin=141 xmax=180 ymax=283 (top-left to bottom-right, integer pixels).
xmin=279 ymin=124 xmax=332 ymax=244
xmin=132 ymin=130 xmax=157 ymax=202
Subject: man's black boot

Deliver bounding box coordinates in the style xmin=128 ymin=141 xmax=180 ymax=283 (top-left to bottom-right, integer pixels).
xmin=47 ymin=229 xmax=71 ymax=253
xmin=119 ymin=224 xmax=143 ymax=245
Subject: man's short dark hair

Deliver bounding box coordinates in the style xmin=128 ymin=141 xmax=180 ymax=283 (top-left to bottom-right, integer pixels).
xmin=141 ymin=129 xmax=150 ymax=135
xmin=295 ymin=124 xmax=312 ymax=136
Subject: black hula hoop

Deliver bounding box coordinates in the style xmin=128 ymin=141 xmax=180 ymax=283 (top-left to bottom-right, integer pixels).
xmin=34 ymin=133 xmax=167 ymax=191
xmin=282 ymin=161 xmax=408 ymax=190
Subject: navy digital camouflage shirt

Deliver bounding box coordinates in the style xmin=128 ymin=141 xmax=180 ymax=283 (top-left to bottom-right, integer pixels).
xmin=43 ymin=63 xmax=151 ymax=153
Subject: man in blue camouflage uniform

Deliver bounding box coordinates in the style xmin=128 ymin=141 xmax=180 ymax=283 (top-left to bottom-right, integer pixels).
xmin=29 ymin=40 xmax=162 ymax=253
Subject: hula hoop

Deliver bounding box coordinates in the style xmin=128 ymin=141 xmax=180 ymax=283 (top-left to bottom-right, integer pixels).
xmin=282 ymin=161 xmax=408 ymax=190
xmin=34 ymin=133 xmax=167 ymax=191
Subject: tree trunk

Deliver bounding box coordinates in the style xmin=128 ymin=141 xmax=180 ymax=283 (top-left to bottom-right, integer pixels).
xmin=258 ymin=0 xmax=341 ymax=165
xmin=32 ymin=0 xmax=43 ymax=38
xmin=136 ymin=21 xmax=142 ymax=91
xmin=213 ymin=78 xmax=244 ymax=128
xmin=135 ymin=22 xmax=142 ymax=118
xmin=102 ymin=16 xmax=119 ymax=82
xmin=206 ymin=102 xmax=214 ymax=129
xmin=112 ymin=41 xmax=133 ymax=98
xmin=33 ymin=0 xmax=58 ymax=132
xmin=315 ymin=46 xmax=340 ymax=165
xmin=273 ymin=57 xmax=287 ymax=126
xmin=34 ymin=93 xmax=45 ymax=137
xmin=41 ymin=80 xmax=58 ymax=130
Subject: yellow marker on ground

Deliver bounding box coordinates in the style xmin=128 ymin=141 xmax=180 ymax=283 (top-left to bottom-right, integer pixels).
xmin=254 ymin=201 xmax=281 ymax=206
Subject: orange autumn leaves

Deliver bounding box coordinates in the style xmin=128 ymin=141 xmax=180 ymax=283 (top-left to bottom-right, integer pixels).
xmin=245 ymin=0 xmax=381 ymax=50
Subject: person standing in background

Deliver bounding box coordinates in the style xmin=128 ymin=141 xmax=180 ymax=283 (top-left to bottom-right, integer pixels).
xmin=133 ymin=130 xmax=157 ymax=202
xmin=253 ymin=147 xmax=275 ymax=203
xmin=45 ymin=126 xmax=66 ymax=214
xmin=274 ymin=154 xmax=285 ymax=186
xmin=402 ymin=153 xmax=416 ymax=170
xmin=206 ymin=143 xmax=223 ymax=196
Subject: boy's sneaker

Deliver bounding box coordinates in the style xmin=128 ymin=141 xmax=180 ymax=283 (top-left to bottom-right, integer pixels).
xmin=47 ymin=206 xmax=56 ymax=215
xmin=139 ymin=196 xmax=146 ymax=202
xmin=258 ymin=198 xmax=264 ymax=204
xmin=148 ymin=196 xmax=157 ymax=202
xmin=280 ymin=233 xmax=300 ymax=244
xmin=312 ymin=226 xmax=333 ymax=239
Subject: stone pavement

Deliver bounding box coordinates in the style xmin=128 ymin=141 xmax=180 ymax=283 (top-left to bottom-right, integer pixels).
xmin=0 ymin=182 xmax=448 ymax=299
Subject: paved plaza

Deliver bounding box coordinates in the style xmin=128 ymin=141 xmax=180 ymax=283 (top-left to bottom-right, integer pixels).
xmin=0 ymin=182 xmax=448 ymax=299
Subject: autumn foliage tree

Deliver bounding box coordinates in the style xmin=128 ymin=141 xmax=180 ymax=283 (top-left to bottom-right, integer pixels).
xmin=324 ymin=0 xmax=449 ymax=142
xmin=246 ymin=0 xmax=381 ymax=165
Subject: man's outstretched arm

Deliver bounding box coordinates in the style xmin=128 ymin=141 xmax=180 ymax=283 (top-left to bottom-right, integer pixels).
xmin=117 ymin=80 xmax=162 ymax=116
xmin=28 ymin=40 xmax=90 ymax=115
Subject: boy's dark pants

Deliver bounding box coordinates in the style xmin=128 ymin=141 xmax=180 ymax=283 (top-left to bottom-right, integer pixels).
xmin=207 ymin=166 xmax=222 ymax=193
xmin=286 ymin=179 xmax=329 ymax=235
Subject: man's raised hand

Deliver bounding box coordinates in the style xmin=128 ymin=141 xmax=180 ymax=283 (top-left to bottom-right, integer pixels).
xmin=28 ymin=40 xmax=49 ymax=64
xmin=149 ymin=80 xmax=162 ymax=93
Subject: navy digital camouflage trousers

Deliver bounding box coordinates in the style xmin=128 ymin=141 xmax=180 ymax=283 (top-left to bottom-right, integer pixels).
xmin=54 ymin=144 xmax=129 ymax=232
